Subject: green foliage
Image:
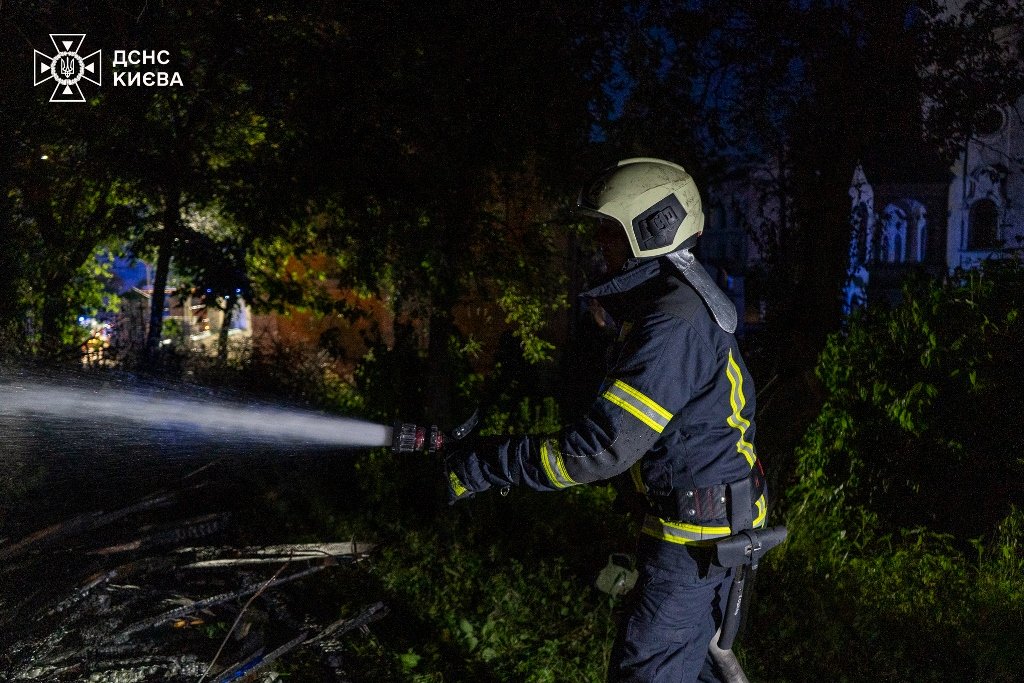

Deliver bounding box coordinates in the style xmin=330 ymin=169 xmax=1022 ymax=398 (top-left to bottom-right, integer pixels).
xmin=793 ymin=262 xmax=1024 ymax=535
xmin=496 ymin=287 xmax=564 ymax=364
xmin=59 ymin=247 xmax=121 ymax=348
xmin=246 ymin=370 xmax=629 ymax=681
xmin=371 ymin=533 xmax=617 ymax=682
xmin=749 ymin=261 xmax=1024 ymax=682
xmin=480 ymin=396 xmax=562 ymax=437
xmin=200 ymin=342 xmax=367 ymax=417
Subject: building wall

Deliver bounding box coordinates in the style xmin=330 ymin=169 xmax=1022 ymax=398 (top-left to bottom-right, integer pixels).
xmin=700 ymin=167 xmax=783 ymax=333
xmin=946 ymin=94 xmax=1024 ymax=270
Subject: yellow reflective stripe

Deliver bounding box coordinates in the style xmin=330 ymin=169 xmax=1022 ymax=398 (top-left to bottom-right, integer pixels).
xmin=602 ymin=391 xmax=664 ymax=432
xmin=725 ymin=351 xmax=756 ymax=468
xmin=601 ymin=379 xmax=672 ymax=433
xmin=539 ymin=440 xmax=561 ymax=487
xmin=726 ymin=357 xmax=754 ymax=449
xmin=554 ymin=449 xmax=578 ymax=487
xmin=641 ymin=515 xmax=732 ymax=545
xmin=448 ymin=471 xmax=468 ymax=497
xmin=753 ymin=494 xmax=767 ymax=527
xmin=641 ymin=495 xmax=768 ymax=545
xmin=541 ymin=439 xmax=577 ymax=488
xmin=659 ymin=518 xmax=732 ymax=536
xmin=629 ymin=462 xmax=647 ymax=493
xmin=611 ymin=380 xmax=673 ymax=421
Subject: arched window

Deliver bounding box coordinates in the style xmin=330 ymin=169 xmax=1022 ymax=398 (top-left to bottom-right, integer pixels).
xmin=968 ymin=199 xmax=999 ymax=250
xmin=882 ymin=204 xmax=907 ymax=263
xmin=976 ymin=106 xmax=1005 ymax=138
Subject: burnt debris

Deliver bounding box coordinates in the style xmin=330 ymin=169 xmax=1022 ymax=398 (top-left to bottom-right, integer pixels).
xmin=0 ymin=477 xmax=382 ymax=682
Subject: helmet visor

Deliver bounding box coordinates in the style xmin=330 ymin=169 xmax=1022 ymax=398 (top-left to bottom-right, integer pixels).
xmin=576 ymin=165 xmax=618 ymax=217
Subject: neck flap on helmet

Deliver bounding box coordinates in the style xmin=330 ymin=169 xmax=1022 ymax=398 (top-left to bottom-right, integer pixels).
xmin=665 ymin=249 xmax=738 ymax=334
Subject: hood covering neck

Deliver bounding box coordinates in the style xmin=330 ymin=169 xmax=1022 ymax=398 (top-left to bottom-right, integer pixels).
xmin=582 ymin=250 xmax=738 ymax=333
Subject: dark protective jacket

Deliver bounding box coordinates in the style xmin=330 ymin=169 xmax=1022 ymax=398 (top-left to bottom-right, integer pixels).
xmin=446 ymin=255 xmax=765 ymax=545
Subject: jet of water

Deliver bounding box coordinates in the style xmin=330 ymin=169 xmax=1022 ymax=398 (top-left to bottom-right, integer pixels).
xmin=0 ymin=380 xmax=393 ymax=450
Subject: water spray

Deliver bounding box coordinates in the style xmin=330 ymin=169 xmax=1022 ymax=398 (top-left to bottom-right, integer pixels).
xmin=0 ymin=376 xmax=478 ymax=457
xmin=0 ymin=379 xmax=384 ymax=452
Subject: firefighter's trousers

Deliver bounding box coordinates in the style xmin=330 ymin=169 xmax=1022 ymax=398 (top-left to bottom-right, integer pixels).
xmin=607 ymin=543 xmax=730 ymax=683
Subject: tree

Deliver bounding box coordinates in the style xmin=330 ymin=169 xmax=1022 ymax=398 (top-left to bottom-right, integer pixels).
xmin=609 ymin=1 xmax=933 ymax=361
xmin=90 ymin=3 xmax=299 ymax=364
xmin=261 ymin=0 xmax=619 ymax=423
xmin=18 ymin=150 xmax=135 ymax=355
xmin=795 ymin=262 xmax=1024 ymax=536
xmin=171 ymin=209 xmax=252 ymax=361
xmin=4 ymin=0 xmax=624 ymax=400
xmin=0 ymin=3 xmax=139 ymax=356
xmin=921 ymin=0 xmax=1024 ymax=163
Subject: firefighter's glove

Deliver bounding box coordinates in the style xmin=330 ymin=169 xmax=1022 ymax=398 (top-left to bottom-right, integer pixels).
xmin=442 ymin=443 xmax=492 ymax=506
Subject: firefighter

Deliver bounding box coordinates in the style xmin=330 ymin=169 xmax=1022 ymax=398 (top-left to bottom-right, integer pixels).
xmin=444 ymin=158 xmax=767 ymax=683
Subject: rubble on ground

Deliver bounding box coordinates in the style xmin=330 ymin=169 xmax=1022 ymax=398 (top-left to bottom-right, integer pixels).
xmin=0 ymin=476 xmax=384 ymax=682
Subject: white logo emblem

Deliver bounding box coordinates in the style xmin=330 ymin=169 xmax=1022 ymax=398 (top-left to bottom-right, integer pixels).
xmin=33 ymin=34 xmax=102 ymax=103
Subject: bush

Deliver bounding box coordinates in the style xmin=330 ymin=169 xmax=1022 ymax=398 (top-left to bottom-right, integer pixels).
xmin=747 ymin=260 xmax=1024 ymax=682
xmin=341 ymin=394 xmax=633 ymax=681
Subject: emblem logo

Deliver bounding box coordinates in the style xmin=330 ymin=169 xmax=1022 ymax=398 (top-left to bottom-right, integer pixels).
xmin=33 ymin=34 xmax=102 ymax=103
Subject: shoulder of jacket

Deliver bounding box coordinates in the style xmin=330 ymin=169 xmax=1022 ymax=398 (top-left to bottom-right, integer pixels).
xmin=646 ymin=273 xmax=709 ymax=324
xmin=633 ymin=273 xmax=735 ymax=360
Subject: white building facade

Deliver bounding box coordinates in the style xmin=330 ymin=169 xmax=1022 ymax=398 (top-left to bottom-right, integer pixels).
xmin=946 ymin=97 xmax=1024 ymax=270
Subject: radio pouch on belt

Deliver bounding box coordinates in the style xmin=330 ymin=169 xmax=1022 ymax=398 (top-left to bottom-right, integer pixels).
xmin=713 ymin=476 xmax=787 ymax=651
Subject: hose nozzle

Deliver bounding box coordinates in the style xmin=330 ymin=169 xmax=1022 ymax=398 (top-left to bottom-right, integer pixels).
xmin=392 ymin=410 xmax=477 ymax=455
xmin=392 ymin=422 xmax=444 ymax=455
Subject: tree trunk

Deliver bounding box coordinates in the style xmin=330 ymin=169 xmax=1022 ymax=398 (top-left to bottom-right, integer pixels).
xmin=36 ymin=206 xmax=74 ymax=358
xmin=426 ymin=311 xmax=454 ymax=427
xmin=217 ymin=298 xmax=234 ymax=363
xmin=40 ymin=269 xmax=71 ymax=358
xmin=146 ymin=191 xmax=181 ymax=364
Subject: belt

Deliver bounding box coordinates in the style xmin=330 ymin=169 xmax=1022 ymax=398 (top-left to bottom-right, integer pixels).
xmin=641 ymin=469 xmax=767 ymax=546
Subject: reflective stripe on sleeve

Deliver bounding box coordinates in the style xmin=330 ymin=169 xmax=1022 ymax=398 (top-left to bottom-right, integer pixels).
xmin=448 ymin=471 xmax=468 ymax=497
xmin=725 ymin=351 xmax=756 ymax=468
xmin=540 ymin=439 xmax=578 ymax=489
xmin=601 ymin=379 xmax=672 ymax=433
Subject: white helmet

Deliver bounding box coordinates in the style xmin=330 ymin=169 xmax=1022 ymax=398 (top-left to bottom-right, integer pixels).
xmin=577 ymin=157 xmax=704 ymax=259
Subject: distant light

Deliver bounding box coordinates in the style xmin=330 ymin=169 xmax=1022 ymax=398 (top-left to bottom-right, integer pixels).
xmin=206 ymin=288 xmax=212 ymax=293
xmin=235 ymin=288 xmax=241 ymax=294
xmin=40 ymin=154 xmax=49 ymax=160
